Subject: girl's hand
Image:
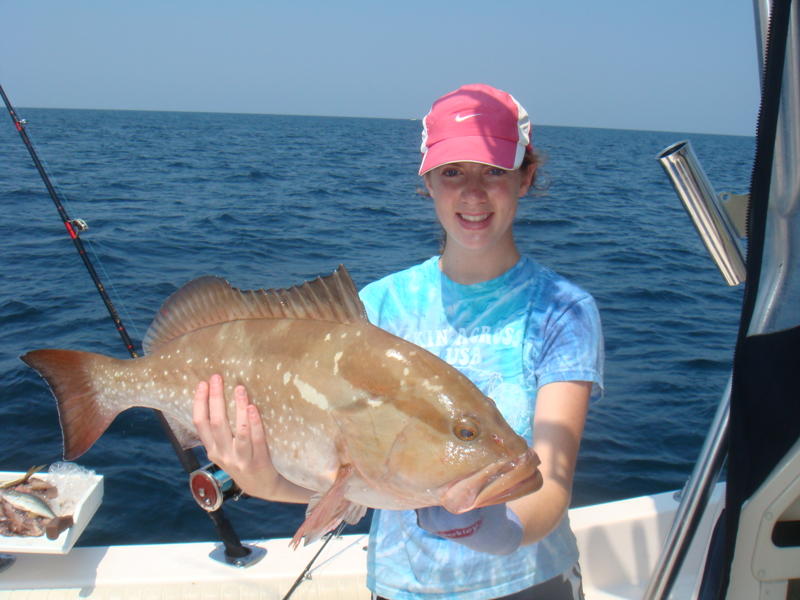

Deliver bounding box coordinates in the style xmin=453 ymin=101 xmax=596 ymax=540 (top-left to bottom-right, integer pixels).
xmin=192 ymin=374 xmax=307 ymax=502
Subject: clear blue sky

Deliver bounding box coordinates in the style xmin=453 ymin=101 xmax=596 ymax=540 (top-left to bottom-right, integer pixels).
xmin=1 ymin=1 xmax=760 ymax=135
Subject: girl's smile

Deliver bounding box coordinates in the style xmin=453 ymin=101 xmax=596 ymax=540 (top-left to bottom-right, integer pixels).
xmin=458 ymin=211 xmax=492 ymax=227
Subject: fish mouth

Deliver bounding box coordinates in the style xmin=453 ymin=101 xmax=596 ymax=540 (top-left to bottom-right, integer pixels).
xmin=440 ymin=449 xmax=542 ymax=514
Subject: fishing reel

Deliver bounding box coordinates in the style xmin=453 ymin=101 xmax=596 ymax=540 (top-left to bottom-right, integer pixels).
xmin=189 ymin=464 xmax=243 ymax=512
xmin=189 ymin=466 xmax=267 ymax=568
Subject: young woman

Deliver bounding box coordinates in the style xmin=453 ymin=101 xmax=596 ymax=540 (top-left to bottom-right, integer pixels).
xmin=193 ymin=84 xmax=604 ymax=600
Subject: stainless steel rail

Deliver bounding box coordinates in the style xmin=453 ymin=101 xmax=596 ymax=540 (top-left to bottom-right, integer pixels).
xmin=658 ymin=141 xmax=747 ymax=286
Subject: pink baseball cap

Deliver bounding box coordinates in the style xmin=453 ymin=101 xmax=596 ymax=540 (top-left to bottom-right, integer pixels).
xmin=419 ymin=83 xmax=532 ymax=175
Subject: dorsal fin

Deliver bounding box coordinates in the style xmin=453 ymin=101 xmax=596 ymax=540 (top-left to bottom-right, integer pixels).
xmin=142 ymin=265 xmax=367 ymax=354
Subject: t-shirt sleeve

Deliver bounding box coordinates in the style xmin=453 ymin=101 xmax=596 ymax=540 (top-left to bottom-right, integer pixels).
xmin=533 ymin=294 xmax=604 ymax=401
xmin=359 ymin=279 xmax=391 ymax=327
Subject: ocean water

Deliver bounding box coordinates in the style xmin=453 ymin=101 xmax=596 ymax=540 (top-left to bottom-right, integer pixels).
xmin=0 ymin=108 xmax=751 ymax=547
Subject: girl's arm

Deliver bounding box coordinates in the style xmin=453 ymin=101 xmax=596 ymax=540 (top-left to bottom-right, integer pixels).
xmin=510 ymin=380 xmax=591 ymax=545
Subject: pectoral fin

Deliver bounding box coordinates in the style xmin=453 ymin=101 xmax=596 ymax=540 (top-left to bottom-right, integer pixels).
xmin=290 ymin=464 xmax=367 ymax=548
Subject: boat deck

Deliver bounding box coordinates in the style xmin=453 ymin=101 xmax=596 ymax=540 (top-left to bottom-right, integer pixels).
xmin=0 ymin=487 xmax=724 ymax=599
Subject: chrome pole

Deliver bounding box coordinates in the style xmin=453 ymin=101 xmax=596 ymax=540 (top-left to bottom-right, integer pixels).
xmin=658 ymin=141 xmax=747 ymax=286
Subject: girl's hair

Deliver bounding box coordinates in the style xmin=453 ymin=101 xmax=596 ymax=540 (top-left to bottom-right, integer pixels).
xmin=524 ymin=147 xmax=549 ymax=194
xmin=521 ymin=147 xmax=541 ymax=179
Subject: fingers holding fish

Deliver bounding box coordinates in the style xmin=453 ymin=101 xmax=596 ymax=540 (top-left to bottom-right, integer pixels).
xmin=193 ymin=374 xmax=237 ymax=462
xmin=206 ymin=376 xmax=257 ymax=473
xmin=192 ymin=374 xmax=292 ymax=502
xmin=224 ymin=387 xmax=287 ymax=498
xmin=240 ymin=392 xmax=272 ymax=476
xmin=229 ymin=399 xmax=315 ymax=505
xmin=233 ymin=384 xmax=254 ymax=458
xmin=192 ymin=379 xmax=213 ymax=440
xmin=231 ymin=384 xmax=269 ymax=473
xmin=192 ymin=374 xmax=234 ymax=466
xmin=208 ymin=373 xmax=232 ymax=440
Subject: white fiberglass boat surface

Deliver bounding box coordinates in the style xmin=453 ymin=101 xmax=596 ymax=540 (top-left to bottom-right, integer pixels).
xmin=0 ymin=486 xmax=724 ymax=599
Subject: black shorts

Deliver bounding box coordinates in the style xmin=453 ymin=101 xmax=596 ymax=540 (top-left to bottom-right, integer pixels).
xmin=373 ymin=562 xmax=584 ymax=600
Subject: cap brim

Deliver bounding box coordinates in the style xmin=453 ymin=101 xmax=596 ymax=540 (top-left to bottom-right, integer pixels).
xmin=419 ymin=136 xmax=521 ymax=175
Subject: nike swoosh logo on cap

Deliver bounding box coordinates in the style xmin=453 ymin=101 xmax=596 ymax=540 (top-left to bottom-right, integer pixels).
xmin=455 ymin=113 xmax=481 ymax=122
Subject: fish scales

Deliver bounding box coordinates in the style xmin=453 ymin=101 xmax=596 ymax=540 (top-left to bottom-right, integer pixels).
xmin=22 ymin=266 xmax=543 ymax=545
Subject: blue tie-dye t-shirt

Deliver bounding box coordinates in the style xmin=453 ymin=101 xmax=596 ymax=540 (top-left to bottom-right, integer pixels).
xmin=358 ymin=256 xmax=604 ymax=600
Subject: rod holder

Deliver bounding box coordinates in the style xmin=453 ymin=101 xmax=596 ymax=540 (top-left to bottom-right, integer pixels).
xmin=658 ymin=140 xmax=747 ymax=286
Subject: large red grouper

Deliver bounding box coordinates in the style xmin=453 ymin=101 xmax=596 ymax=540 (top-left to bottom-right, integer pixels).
xmin=22 ymin=266 xmax=542 ymax=546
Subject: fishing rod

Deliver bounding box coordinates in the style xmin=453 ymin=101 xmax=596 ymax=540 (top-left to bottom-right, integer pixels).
xmin=0 ymin=86 xmax=137 ymax=357
xmin=0 ymin=84 xmax=253 ymax=564
xmin=281 ymin=522 xmax=347 ymax=600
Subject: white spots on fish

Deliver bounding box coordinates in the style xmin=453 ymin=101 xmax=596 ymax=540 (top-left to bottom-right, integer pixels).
xmin=324 ymin=333 xmax=332 ymax=342
xmin=333 ymin=352 xmax=343 ymax=376
xmin=423 ymin=380 xmax=444 ymax=393
xmin=385 ymin=349 xmax=406 ymax=363
xmin=283 ymin=371 xmax=291 ymax=385
xmin=276 ymin=362 xmax=283 ymax=371
xmin=186 ymin=358 xmax=193 ymax=365
xmin=403 ymin=368 xmax=409 ymax=377
xmin=367 ymin=398 xmax=383 ymax=408
xmin=203 ymin=357 xmax=209 ymax=364
xmin=292 ymin=375 xmax=329 ymax=410
xmin=340 ymin=332 xmax=348 ymax=339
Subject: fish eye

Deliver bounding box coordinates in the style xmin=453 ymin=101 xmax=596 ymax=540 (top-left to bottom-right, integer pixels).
xmin=453 ymin=417 xmax=480 ymax=441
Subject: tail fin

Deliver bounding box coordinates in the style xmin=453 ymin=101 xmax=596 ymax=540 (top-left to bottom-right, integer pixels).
xmin=21 ymin=349 xmax=121 ymax=460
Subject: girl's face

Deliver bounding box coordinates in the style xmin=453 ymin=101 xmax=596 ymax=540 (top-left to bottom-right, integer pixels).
xmin=423 ymin=162 xmax=535 ymax=256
